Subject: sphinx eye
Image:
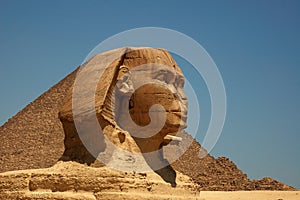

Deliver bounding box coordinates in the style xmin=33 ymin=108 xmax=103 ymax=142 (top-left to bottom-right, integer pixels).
xmin=155 ymin=69 xmax=174 ymax=84
xmin=155 ymin=70 xmax=167 ymax=81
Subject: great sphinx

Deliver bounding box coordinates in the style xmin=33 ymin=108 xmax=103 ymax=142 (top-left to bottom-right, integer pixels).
xmin=58 ymin=47 xmax=188 ymax=186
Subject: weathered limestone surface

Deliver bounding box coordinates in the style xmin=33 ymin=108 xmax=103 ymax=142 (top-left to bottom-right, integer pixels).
xmin=0 ymin=161 xmax=200 ymax=200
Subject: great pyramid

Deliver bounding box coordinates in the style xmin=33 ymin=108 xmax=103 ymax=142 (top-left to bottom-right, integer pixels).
xmin=0 ymin=47 xmax=294 ymax=198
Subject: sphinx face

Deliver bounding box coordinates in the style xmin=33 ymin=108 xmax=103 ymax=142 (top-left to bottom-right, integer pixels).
xmin=115 ymin=63 xmax=188 ymax=140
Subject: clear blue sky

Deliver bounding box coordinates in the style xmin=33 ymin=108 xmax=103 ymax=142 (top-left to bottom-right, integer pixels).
xmin=0 ymin=0 xmax=299 ymax=189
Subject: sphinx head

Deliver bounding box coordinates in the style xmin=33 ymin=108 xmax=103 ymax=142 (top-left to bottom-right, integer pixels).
xmin=59 ymin=47 xmax=188 ymax=167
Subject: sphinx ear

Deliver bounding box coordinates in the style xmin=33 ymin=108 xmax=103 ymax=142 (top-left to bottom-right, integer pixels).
xmin=116 ymin=70 xmax=134 ymax=95
xmin=117 ymin=81 xmax=133 ymax=94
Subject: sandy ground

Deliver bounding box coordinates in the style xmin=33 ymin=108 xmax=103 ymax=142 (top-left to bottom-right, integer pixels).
xmin=199 ymin=191 xmax=300 ymax=200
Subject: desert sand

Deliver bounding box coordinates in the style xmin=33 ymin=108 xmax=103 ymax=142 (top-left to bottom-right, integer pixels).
xmin=199 ymin=191 xmax=299 ymax=200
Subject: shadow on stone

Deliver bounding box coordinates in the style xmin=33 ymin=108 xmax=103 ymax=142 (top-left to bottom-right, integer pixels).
xmin=154 ymin=163 xmax=177 ymax=187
